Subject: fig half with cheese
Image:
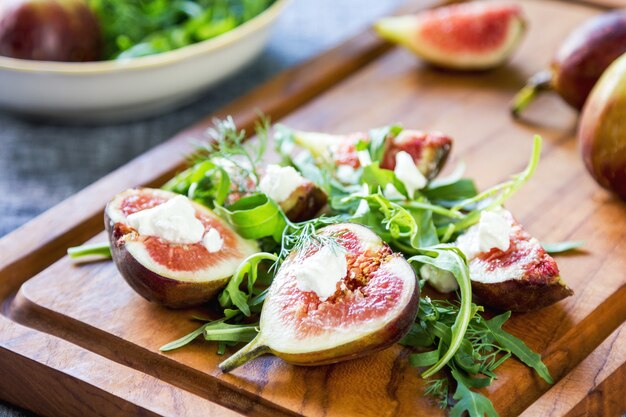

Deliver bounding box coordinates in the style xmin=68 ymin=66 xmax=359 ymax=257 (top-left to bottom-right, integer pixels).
xmin=422 ymin=208 xmax=572 ymax=312
xmin=105 ymin=188 xmax=258 ymax=308
xmin=293 ymin=128 xmax=452 ymax=182
xmin=258 ymin=164 xmax=328 ymax=222
xmin=219 ymin=223 xmax=419 ymax=372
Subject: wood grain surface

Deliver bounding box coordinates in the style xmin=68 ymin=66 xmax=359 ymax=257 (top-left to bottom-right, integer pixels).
xmin=2 ymin=0 xmax=626 ymax=416
xmin=520 ymin=322 xmax=626 ymax=417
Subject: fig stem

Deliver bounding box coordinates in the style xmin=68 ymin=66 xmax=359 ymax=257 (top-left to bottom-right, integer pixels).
xmin=510 ymin=70 xmax=553 ymax=118
xmin=219 ymin=334 xmax=270 ymax=373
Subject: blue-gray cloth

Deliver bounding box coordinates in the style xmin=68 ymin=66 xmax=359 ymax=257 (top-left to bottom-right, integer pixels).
xmin=0 ymin=0 xmax=401 ymax=415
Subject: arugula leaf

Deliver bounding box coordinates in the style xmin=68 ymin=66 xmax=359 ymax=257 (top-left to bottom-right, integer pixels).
xmin=482 ymin=312 xmax=553 ymax=384
xmin=367 ymin=124 xmax=403 ymax=163
xmin=160 ymin=319 xmax=258 ymax=352
xmin=424 ymin=179 xmax=478 ymax=206
xmin=449 ymin=369 xmax=499 ymax=417
xmin=203 ymin=323 xmax=258 ymax=342
xmin=542 ymin=240 xmax=585 ymax=254
xmin=361 ymin=163 xmax=408 ymax=198
xmin=218 ymin=252 xmax=278 ymax=316
xmin=215 ymin=194 xmax=287 ymax=242
xmin=408 ymin=246 xmax=472 ymax=378
xmin=67 ymin=242 xmax=111 ymax=260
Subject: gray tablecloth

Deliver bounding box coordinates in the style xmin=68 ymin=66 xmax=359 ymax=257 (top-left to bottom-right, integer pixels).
xmin=0 ymin=0 xmax=402 ymax=415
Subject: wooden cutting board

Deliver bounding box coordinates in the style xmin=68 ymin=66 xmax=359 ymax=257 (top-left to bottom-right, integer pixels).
xmin=2 ymin=1 xmax=626 ymax=416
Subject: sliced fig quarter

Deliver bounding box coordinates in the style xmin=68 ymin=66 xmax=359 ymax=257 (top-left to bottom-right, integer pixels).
xmin=105 ymin=188 xmax=258 ymax=308
xmin=219 ymin=223 xmax=419 ymax=372
xmin=294 ymin=128 xmax=452 ymax=181
xmin=375 ymin=2 xmax=526 ymax=70
xmin=457 ymin=209 xmax=573 ymax=312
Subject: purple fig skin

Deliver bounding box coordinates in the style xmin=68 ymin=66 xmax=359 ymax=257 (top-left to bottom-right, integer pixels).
xmin=105 ymin=215 xmax=228 ymax=309
xmin=579 ymin=51 xmax=626 ymax=200
xmin=512 ymin=10 xmax=626 ymax=117
xmin=0 ymin=0 xmax=101 ymax=62
xmin=472 ymin=276 xmax=573 ymax=313
xmin=553 ymin=10 xmax=626 ymax=110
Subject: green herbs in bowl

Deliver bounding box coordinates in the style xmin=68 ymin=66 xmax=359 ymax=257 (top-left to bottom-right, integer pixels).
xmin=89 ymin=0 xmax=276 ymax=60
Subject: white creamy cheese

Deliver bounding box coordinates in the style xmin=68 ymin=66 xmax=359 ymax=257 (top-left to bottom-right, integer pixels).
xmin=477 ymin=210 xmax=512 ymax=253
xmin=202 ymin=227 xmax=224 ymax=253
xmin=357 ymin=150 xmax=372 ymax=167
xmin=127 ymin=195 xmax=205 ymax=244
xmin=259 ymin=164 xmax=306 ymax=203
xmin=383 ymin=183 xmax=405 ymax=199
xmin=295 ymin=245 xmax=347 ymax=301
xmin=126 ymin=195 xmax=224 ymax=253
xmin=456 ymin=208 xmax=512 ymax=259
xmin=336 ymin=164 xmax=359 ymax=184
xmin=420 ymin=264 xmax=459 ymax=293
xmin=394 ymin=151 xmax=427 ymax=198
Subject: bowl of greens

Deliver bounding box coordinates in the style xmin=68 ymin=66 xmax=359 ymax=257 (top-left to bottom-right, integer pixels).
xmin=0 ymin=0 xmax=288 ymax=122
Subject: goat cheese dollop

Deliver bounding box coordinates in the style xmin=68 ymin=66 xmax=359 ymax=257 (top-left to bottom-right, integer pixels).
xmin=295 ymin=245 xmax=347 ymax=301
xmin=457 ymin=209 xmax=512 ymax=259
xmin=420 ymin=264 xmax=458 ymax=293
xmin=126 ymin=195 xmax=223 ymax=252
xmin=202 ymin=227 xmax=224 ymax=253
xmin=259 ymin=164 xmax=306 ymax=203
xmin=394 ymin=151 xmax=427 ymax=198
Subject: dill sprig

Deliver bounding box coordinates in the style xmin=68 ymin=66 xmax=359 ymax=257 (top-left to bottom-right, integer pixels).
xmin=192 ymin=115 xmax=270 ymax=186
xmin=278 ymin=215 xmax=347 ymax=266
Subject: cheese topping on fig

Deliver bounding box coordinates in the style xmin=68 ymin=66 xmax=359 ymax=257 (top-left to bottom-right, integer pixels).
xmin=202 ymin=227 xmax=224 ymax=253
xmin=477 ymin=210 xmax=512 ymax=253
xmin=126 ymin=194 xmax=224 ymax=253
xmin=457 ymin=209 xmax=512 ymax=258
xmin=336 ymin=164 xmax=359 ymax=183
xmin=384 ymin=183 xmax=405 ymax=199
xmin=420 ymin=264 xmax=458 ymax=293
xmin=294 ymin=245 xmax=347 ymax=301
xmin=127 ymin=195 xmax=205 ymax=244
xmin=394 ymin=151 xmax=427 ymax=198
xmin=259 ymin=164 xmax=306 ymax=203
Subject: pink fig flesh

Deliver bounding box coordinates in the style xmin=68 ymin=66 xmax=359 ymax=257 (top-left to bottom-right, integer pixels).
xmin=375 ymin=2 xmax=526 ymax=70
xmin=219 ymin=223 xmax=419 ymax=372
xmin=105 ymin=188 xmax=258 ymax=308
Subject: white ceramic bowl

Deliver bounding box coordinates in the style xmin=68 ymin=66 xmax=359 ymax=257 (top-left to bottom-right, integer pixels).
xmin=0 ymin=0 xmax=289 ymax=123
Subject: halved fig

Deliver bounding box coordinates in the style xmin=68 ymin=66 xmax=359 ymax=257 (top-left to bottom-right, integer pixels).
xmin=258 ymin=164 xmax=328 ymax=222
xmin=105 ymin=188 xmax=258 ymax=308
xmin=214 ymin=159 xmax=327 ymax=221
xmin=219 ymin=223 xmax=419 ymax=372
xmin=374 ymin=2 xmax=526 ymax=70
xmin=293 ymin=128 xmax=452 ymax=181
xmin=455 ymin=209 xmax=572 ymax=312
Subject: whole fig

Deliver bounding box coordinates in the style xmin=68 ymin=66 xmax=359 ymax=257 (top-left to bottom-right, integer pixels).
xmin=512 ymin=10 xmax=626 ymax=116
xmin=0 ymin=0 xmax=101 ymax=62
xmin=579 ymin=51 xmax=626 ymax=200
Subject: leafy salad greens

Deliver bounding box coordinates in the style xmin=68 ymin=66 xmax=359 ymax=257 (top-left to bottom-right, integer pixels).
xmin=149 ymin=117 xmax=553 ymax=416
xmin=87 ymin=0 xmax=276 ymax=59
